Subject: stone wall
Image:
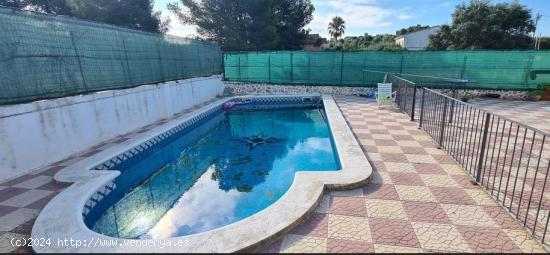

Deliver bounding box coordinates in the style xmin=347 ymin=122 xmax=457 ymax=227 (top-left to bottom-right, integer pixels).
xmin=434 ymin=89 xmax=530 ymax=100
xmin=224 ymin=82 xmax=531 ymax=100
xmin=224 ymin=82 xmax=374 ymax=95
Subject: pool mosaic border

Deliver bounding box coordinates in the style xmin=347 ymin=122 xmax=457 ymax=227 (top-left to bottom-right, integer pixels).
xmin=82 ymin=96 xmax=324 ymax=219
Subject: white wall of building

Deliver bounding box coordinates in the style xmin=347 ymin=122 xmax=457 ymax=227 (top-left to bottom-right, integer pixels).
xmin=396 ymin=27 xmax=441 ymax=51
xmin=0 ymin=75 xmax=225 ymax=182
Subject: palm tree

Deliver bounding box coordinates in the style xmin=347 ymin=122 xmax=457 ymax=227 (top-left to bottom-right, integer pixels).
xmin=328 ymin=16 xmax=345 ymax=40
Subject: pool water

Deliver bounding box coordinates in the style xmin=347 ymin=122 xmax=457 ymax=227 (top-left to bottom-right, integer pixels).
xmin=88 ymin=106 xmax=340 ymax=239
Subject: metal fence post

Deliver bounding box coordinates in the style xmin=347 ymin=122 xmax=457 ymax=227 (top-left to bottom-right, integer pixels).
xmin=449 ymin=83 xmax=457 ymax=124
xmin=157 ymin=42 xmax=165 ymax=82
xmin=238 ymin=56 xmax=241 ymax=81
xmin=308 ymin=55 xmax=311 ymax=84
xmin=402 ymin=79 xmax=408 ymax=113
xmin=290 ymin=52 xmax=294 ymax=83
xmin=419 ymin=88 xmax=425 ymax=129
xmin=69 ymin=31 xmax=88 ymax=91
xmin=399 ymin=55 xmax=404 ymax=75
xmin=438 ymin=97 xmax=449 ymax=148
xmin=122 ymin=39 xmax=133 ymax=85
xmin=178 ymin=45 xmax=186 ymax=79
xmin=268 ymin=55 xmax=271 ymax=83
xmin=411 ymin=84 xmax=417 ymax=121
xmin=340 ymin=51 xmax=344 ymax=84
xmin=476 ymin=112 xmax=491 ymax=183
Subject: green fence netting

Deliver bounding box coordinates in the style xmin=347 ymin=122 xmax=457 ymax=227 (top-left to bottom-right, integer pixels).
xmin=224 ymin=51 xmax=550 ymax=90
xmin=0 ymin=7 xmax=223 ymax=105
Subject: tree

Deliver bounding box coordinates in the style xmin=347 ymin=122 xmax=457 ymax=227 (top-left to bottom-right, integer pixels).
xmin=429 ymin=0 xmax=535 ymax=50
xmin=321 ymin=33 xmax=403 ymax=51
xmin=328 ymin=16 xmax=345 ymax=40
xmin=539 ymin=37 xmax=550 ymax=50
xmin=396 ymin=24 xmax=430 ymax=36
xmin=1 ymin=0 xmax=168 ymax=33
xmin=168 ymin=0 xmax=314 ymax=51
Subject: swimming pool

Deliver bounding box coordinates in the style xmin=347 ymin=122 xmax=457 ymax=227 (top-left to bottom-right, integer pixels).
xmin=85 ymin=100 xmax=340 ymax=239
xmin=33 ymin=94 xmax=372 ymax=253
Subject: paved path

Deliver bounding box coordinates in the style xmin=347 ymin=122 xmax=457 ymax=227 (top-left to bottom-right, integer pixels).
xmin=256 ymin=96 xmax=546 ymax=253
xmin=469 ymin=98 xmax=550 ymax=133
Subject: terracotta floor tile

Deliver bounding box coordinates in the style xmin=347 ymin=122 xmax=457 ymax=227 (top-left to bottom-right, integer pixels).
xmin=411 ymin=222 xmax=471 ymax=252
xmin=1 ymin=175 xmax=36 ymax=187
xmin=12 ymin=176 xmax=53 ymax=189
xmin=400 ymin=146 xmax=428 ymax=155
xmin=363 ymin=184 xmax=400 ymax=200
xmin=380 ymin=153 xmax=409 ymax=163
xmin=464 ymin=189 xmax=497 ymax=206
xmin=0 ymin=205 xmax=17 ymax=218
xmin=394 ymin=185 xmax=437 ymax=202
xmin=419 ymin=174 xmax=460 ymax=188
xmin=290 ymin=213 xmax=328 ymax=238
xmin=430 ymin=187 xmax=477 ymax=205
xmin=482 ymin=206 xmax=522 ymax=229
xmin=373 ymin=244 xmax=423 ymax=253
xmin=331 ymin=188 xmax=364 ymax=198
xmin=327 ymin=239 xmax=374 ymax=253
xmin=402 ymin=201 xmax=451 ymax=224
xmin=456 ymin=226 xmax=522 ymax=253
xmin=441 ymin=204 xmax=498 ymax=227
xmin=370 ymin=172 xmax=393 ymax=185
xmin=0 ymin=189 xmax=54 ymax=208
xmin=329 ymin=197 xmax=368 ymax=217
xmin=503 ymin=229 xmax=548 ymax=253
xmin=365 ymin=199 xmax=407 ymax=220
xmin=450 ymin=174 xmax=478 ymax=189
xmin=413 ymin=163 xmax=447 ymax=175
xmin=279 ymin=234 xmax=327 ymax=253
xmin=0 ymin=188 xmax=28 ymax=203
xmin=368 ymin=218 xmax=420 ymax=248
xmin=24 ymin=192 xmax=58 ymax=210
xmin=384 ymin=162 xmax=416 ymax=173
xmin=389 ymin=172 xmax=425 ymax=186
xmin=328 ymin=214 xmax=372 ymax=242
xmin=405 ymin=154 xmax=437 ymax=164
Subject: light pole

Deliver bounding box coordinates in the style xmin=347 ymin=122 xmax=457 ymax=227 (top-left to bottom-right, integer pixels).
xmin=533 ymin=13 xmax=542 ymax=50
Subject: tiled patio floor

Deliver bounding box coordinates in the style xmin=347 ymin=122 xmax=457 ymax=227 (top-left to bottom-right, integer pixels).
xmin=256 ymin=96 xmax=547 ymax=253
xmin=0 ymin=96 xmax=548 ymax=253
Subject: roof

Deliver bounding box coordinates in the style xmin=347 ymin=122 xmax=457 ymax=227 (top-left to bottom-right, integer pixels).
xmin=395 ymin=26 xmax=441 ymax=39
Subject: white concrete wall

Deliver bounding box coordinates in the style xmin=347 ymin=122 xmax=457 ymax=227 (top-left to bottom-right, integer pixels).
xmin=0 ymin=75 xmax=225 ymax=182
xmin=402 ymin=27 xmax=440 ymax=51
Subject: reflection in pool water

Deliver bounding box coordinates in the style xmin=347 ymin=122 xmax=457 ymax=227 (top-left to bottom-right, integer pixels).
xmin=88 ymin=107 xmax=340 ymax=239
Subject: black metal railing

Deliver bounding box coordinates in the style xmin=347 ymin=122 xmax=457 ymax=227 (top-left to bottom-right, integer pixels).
xmin=392 ymin=78 xmax=550 ymax=244
xmin=388 ymin=74 xmax=417 ymax=121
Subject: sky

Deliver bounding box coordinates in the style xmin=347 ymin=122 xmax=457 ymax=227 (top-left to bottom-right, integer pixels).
xmin=154 ymin=0 xmax=550 ymax=38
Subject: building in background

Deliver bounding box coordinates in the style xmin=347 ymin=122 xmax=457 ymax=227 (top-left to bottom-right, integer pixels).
xmin=395 ymin=26 xmax=440 ymax=50
xmin=303 ymin=34 xmax=327 ymax=51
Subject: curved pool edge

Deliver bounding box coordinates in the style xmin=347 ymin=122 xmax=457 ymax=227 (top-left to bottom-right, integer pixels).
xmin=31 ymin=94 xmax=373 ymax=253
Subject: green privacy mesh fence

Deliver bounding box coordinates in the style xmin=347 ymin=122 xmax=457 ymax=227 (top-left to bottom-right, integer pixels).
xmin=224 ymin=51 xmax=550 ymax=90
xmin=0 ymin=7 xmax=222 ymax=105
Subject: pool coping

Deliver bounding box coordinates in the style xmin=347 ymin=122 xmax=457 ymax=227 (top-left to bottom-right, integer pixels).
xmin=31 ymin=94 xmax=372 ymax=253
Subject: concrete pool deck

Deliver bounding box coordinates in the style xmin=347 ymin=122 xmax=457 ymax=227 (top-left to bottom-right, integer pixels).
xmin=0 ymin=95 xmax=547 ymax=253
